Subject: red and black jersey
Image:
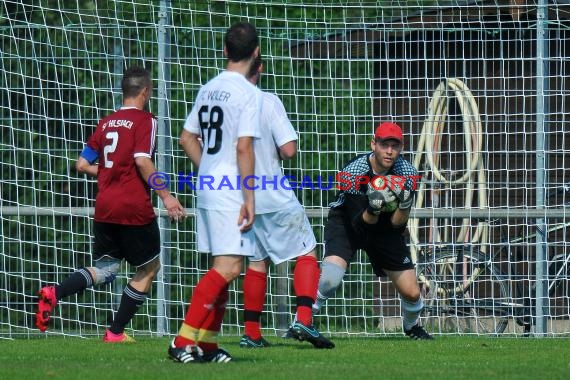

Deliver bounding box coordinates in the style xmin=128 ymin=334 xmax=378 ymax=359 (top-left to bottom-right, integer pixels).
xmin=87 ymin=106 xmax=157 ymax=225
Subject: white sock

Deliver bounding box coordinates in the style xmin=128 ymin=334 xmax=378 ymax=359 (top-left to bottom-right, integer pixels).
xmin=401 ymin=296 xmax=424 ymax=331
xmin=312 ymin=290 xmax=327 ymax=312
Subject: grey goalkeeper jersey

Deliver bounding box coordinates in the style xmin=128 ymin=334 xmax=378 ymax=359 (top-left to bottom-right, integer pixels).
xmin=330 ymin=152 xmax=419 ymax=209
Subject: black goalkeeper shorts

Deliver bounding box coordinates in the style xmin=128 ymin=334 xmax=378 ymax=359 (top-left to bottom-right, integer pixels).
xmin=93 ymin=219 xmax=160 ymax=267
xmin=323 ymin=211 xmax=415 ymax=277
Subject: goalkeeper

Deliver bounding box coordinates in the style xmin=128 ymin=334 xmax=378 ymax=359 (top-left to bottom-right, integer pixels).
xmin=311 ymin=122 xmax=433 ymax=340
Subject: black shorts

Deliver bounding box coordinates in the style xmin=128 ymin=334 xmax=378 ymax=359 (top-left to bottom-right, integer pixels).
xmin=323 ymin=211 xmax=414 ymax=277
xmin=93 ymin=219 xmax=160 ymax=267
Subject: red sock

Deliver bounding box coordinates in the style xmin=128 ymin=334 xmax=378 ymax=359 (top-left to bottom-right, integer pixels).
xmin=243 ymin=268 xmax=267 ymax=340
xmin=198 ymin=285 xmax=229 ymax=353
xmin=174 ymin=269 xmax=228 ymax=348
xmin=293 ymin=255 xmax=319 ymax=325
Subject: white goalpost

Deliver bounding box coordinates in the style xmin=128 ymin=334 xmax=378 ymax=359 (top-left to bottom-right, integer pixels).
xmin=2 ymin=0 xmax=570 ymax=339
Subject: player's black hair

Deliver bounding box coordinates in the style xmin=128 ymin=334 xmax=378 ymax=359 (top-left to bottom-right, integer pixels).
xmin=225 ymin=22 xmax=259 ymax=62
xmin=121 ymin=66 xmax=151 ymax=99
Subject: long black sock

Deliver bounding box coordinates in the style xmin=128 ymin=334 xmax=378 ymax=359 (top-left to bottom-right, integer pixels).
xmin=54 ymin=268 xmax=93 ymax=300
xmin=109 ymin=283 xmax=147 ymax=334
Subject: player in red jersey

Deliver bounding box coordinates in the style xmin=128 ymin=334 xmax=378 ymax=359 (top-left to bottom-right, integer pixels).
xmin=35 ymin=66 xmax=186 ymax=342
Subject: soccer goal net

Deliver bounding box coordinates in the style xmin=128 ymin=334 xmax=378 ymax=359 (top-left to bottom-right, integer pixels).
xmin=2 ymin=0 xmax=570 ymax=339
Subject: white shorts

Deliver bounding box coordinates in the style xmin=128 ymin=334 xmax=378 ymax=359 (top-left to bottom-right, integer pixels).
xmin=196 ymin=209 xmax=255 ymax=256
xmin=252 ymin=203 xmax=317 ymax=264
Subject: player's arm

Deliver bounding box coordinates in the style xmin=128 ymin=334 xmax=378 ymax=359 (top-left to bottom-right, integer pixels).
xmin=237 ymin=136 xmax=255 ymax=232
xmin=135 ymin=156 xmax=187 ymax=222
xmin=75 ymin=145 xmax=99 ymax=177
xmin=277 ymin=140 xmax=297 ymax=160
xmin=390 ymin=207 xmax=411 ymax=228
xmin=343 ymin=194 xmax=378 ymax=235
xmin=270 ymin=94 xmax=298 ymax=161
xmin=179 ymin=129 xmax=203 ymax=168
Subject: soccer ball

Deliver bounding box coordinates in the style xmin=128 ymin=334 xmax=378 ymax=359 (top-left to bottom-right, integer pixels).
xmin=381 ymin=199 xmax=398 ymax=213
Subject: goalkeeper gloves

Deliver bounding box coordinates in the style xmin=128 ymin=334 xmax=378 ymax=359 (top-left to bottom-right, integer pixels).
xmin=366 ymin=179 xmax=397 ymax=215
xmin=389 ymin=180 xmax=414 ymax=210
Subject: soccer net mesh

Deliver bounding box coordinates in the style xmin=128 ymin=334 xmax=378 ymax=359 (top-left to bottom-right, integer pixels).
xmin=2 ymin=0 xmax=570 ymax=339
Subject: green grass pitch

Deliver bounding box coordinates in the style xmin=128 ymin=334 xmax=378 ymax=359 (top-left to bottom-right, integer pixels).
xmin=2 ymin=335 xmax=570 ymax=380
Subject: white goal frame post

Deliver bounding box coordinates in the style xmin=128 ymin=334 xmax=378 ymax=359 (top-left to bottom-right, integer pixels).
xmin=1 ymin=0 xmax=570 ymax=339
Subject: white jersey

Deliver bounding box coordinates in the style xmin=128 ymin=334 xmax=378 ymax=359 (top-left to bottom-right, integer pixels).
xmin=184 ymin=70 xmax=261 ymax=210
xmin=254 ymin=91 xmax=299 ymax=213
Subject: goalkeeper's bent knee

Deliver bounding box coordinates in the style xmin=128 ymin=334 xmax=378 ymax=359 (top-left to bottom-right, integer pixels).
xmin=318 ymin=261 xmax=346 ymax=300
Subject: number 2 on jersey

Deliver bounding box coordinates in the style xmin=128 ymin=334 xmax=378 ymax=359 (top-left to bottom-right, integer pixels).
xmin=103 ymin=131 xmax=118 ymax=168
xmin=198 ymin=105 xmax=223 ymax=154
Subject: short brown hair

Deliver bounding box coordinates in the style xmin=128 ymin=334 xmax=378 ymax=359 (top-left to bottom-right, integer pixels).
xmin=121 ymin=66 xmax=151 ymax=99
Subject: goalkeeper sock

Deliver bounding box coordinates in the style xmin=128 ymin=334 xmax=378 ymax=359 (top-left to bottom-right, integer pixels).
xmin=313 ymin=261 xmax=346 ymax=311
xmin=197 ymin=285 xmax=229 ymax=353
xmin=313 ymin=290 xmax=327 ymax=312
xmin=401 ymin=296 xmax=425 ymax=330
xmin=55 ymin=267 xmax=93 ymax=300
xmin=175 ymin=268 xmax=228 ymax=347
xmin=243 ymin=268 xmax=267 ymax=340
xmin=293 ymin=255 xmax=319 ymax=325
xmin=109 ymin=283 xmax=146 ymax=335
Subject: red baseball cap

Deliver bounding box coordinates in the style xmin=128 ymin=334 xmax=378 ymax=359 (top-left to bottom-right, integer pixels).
xmin=374 ymin=122 xmax=403 ymax=143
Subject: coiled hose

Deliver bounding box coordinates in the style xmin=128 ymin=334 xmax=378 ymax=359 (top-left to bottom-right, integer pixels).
xmin=408 ymin=78 xmax=488 ymax=259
